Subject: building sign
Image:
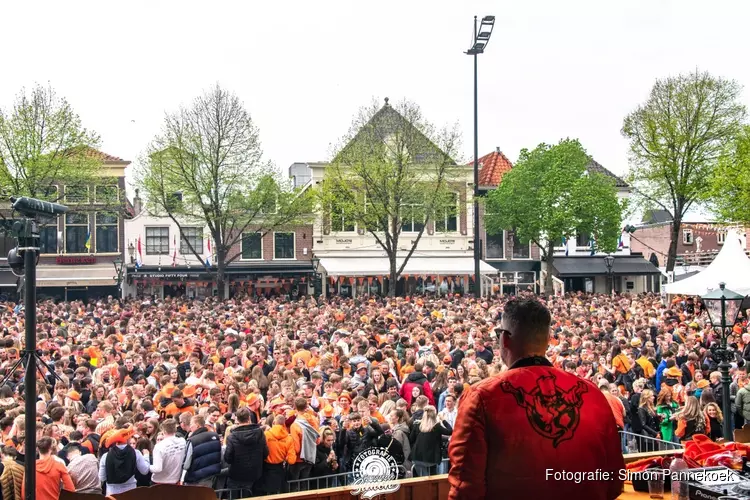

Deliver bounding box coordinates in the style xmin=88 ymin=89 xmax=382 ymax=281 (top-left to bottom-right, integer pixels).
xmin=439 ymin=239 xmax=456 ymax=245
xmin=56 ymin=256 xmax=97 ymax=265
xmin=335 ymin=238 xmax=353 ymax=244
xmin=137 ymin=272 xmax=207 ymax=279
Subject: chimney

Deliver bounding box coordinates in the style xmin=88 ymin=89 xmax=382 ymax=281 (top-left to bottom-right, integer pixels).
xmin=133 ymin=188 xmax=142 ymax=215
xmin=496 ymin=146 xmax=502 ymax=154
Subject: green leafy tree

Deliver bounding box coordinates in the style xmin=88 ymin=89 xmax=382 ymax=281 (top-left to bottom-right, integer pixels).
xmin=318 ymin=98 xmax=462 ymax=296
xmin=708 ymin=125 xmax=750 ymax=223
xmin=0 ymin=83 xmax=102 ymax=202
xmin=135 ymin=84 xmax=313 ymax=298
xmin=622 ymin=70 xmax=746 ymax=272
xmin=485 ymin=139 xmax=622 ymax=294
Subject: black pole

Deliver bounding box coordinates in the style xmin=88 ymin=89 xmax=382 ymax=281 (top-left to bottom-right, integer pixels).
xmin=720 ymin=298 xmax=732 ymax=441
xmin=472 ymin=15 xmax=481 ymax=298
xmin=23 ymin=234 xmax=37 ymax=500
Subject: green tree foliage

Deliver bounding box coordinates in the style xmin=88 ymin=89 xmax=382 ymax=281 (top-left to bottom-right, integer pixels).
xmin=318 ymin=98 xmax=462 ymax=296
xmin=135 ymin=84 xmax=313 ymax=297
xmin=708 ymin=125 xmax=750 ymax=224
xmin=622 ymin=70 xmax=746 ymax=272
xmin=485 ymin=139 xmax=622 ymax=293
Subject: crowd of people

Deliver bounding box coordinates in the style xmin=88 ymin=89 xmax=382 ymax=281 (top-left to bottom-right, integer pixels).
xmin=0 ymin=289 xmax=745 ymax=499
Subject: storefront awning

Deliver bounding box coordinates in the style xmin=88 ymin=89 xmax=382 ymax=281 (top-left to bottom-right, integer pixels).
xmin=319 ymin=257 xmax=498 ymax=277
xmin=553 ymin=256 xmax=660 ymax=277
xmin=36 ymin=266 xmax=116 ymax=287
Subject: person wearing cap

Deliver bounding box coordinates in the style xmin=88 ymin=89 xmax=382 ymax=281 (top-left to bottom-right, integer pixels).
xmin=664 ymin=365 xmax=687 ymax=405
xmin=245 ymin=393 xmax=262 ymax=424
xmin=350 ymin=363 xmax=369 ymax=393
xmin=448 ymin=299 xmax=623 ymax=500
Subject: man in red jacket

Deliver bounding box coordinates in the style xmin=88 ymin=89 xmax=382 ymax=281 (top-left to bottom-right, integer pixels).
xmin=448 ymin=299 xmax=624 ymax=500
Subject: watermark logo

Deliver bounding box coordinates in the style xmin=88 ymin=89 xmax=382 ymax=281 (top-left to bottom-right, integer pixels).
xmin=350 ymin=448 xmax=401 ymax=499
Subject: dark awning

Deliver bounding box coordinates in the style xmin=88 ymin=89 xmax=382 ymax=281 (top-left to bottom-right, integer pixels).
xmin=225 ymin=261 xmax=315 ymax=275
xmin=553 ymin=256 xmax=660 ymax=277
xmin=486 ymin=261 xmax=541 ymax=273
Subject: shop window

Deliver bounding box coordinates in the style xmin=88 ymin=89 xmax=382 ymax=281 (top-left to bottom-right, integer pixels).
xmin=241 ymin=233 xmax=263 ymax=260
xmin=180 ymin=227 xmax=203 ymax=254
xmin=511 ymin=232 xmax=531 ymax=259
xmin=95 ymin=212 xmax=118 ymax=253
xmin=486 ymin=231 xmax=505 ymax=259
xmin=65 ymin=213 xmax=89 ymax=253
xmin=434 ymin=193 xmax=458 ymax=232
xmin=274 ymin=232 xmax=295 ymax=259
xmin=146 ymin=227 xmax=170 ymax=255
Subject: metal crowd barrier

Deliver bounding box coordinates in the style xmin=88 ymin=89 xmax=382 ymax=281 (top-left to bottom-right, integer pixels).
xmin=620 ymin=430 xmax=682 ymax=453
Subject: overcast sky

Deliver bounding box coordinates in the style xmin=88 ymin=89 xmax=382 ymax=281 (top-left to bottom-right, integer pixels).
xmin=2 ymin=0 xmax=750 ymax=188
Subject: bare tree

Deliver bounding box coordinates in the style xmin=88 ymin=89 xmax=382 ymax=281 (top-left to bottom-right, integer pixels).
xmin=136 ymin=84 xmax=312 ymax=298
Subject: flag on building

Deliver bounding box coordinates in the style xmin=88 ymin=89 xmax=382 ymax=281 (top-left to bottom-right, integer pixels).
xmin=562 ymin=236 xmax=569 ymax=256
xmin=589 ymin=238 xmax=596 ymax=256
xmin=84 ymin=231 xmax=91 ymax=251
xmin=205 ymin=238 xmax=212 ymax=268
xmin=618 ymin=233 xmax=624 ymax=249
xmin=136 ymin=236 xmax=143 ymax=268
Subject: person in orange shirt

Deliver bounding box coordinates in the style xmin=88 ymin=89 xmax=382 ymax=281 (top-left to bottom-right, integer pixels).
xmin=163 ymin=389 xmax=196 ymax=418
xmin=263 ymin=415 xmax=296 ymax=495
xmin=22 ymin=436 xmax=74 ymax=500
xmin=292 ymin=342 xmax=312 ymax=367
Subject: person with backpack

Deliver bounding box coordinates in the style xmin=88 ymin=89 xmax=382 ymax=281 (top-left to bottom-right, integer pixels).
xmin=97 ymin=427 xmax=150 ymax=495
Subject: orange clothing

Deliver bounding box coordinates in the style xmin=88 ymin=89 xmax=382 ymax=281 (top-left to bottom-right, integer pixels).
xmin=370 ymin=411 xmax=386 ymax=424
xmin=636 ymin=357 xmax=655 ymax=379
xmin=164 ymin=402 xmax=196 ymax=417
xmin=265 ymin=425 xmax=296 ymax=464
xmin=292 ymin=350 xmax=312 ymax=366
xmin=22 ymin=455 xmax=74 ymax=500
xmin=602 ymin=391 xmax=625 ymax=429
xmin=290 ymin=413 xmax=320 ymax=464
xmin=612 ymin=354 xmax=631 ymax=375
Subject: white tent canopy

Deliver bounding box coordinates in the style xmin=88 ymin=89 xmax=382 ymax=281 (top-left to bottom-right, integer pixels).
xmin=664 ymin=229 xmax=750 ymax=296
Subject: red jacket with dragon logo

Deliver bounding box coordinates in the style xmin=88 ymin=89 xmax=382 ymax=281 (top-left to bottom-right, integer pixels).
xmin=448 ymin=357 xmax=624 ymax=500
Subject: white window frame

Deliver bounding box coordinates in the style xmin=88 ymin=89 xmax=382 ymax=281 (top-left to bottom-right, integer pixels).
xmin=717 ymin=230 xmax=726 ymax=245
xmin=401 ymin=199 xmax=425 ymax=234
xmin=94 ymin=212 xmax=119 ymax=254
xmin=331 ymin=203 xmax=356 ymax=233
xmin=434 ymin=192 xmax=459 ymax=233
xmin=485 ymin=230 xmax=506 ymax=260
xmin=683 ymin=228 xmax=694 ymax=245
xmin=94 ymin=183 xmax=120 ymax=204
xmin=41 ymin=185 xmax=60 ymax=202
xmin=145 ymin=226 xmax=170 ymax=255
xmin=273 ymin=231 xmax=296 ymax=260
xmin=179 ymin=227 xmax=204 ymax=255
xmin=240 ymin=232 xmax=264 ymax=261
xmin=64 ymin=185 xmax=90 ymax=204
xmin=511 ymin=232 xmax=532 ymax=260
xmin=64 ymin=212 xmax=90 ymax=254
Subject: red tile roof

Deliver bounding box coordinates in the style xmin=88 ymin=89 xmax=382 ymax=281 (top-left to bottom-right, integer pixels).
xmin=472 ymin=149 xmax=514 ymax=187
xmin=84 ymin=148 xmax=127 ymax=162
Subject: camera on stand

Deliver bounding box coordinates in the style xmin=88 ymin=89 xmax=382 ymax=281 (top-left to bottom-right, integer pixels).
xmin=6 ymin=196 xmax=68 ymax=276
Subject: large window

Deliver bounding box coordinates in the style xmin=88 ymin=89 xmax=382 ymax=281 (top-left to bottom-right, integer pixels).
xmin=95 ymin=183 xmax=119 ymax=204
xmin=146 ymin=227 xmax=170 ymax=255
xmin=241 ymin=233 xmax=262 ymax=260
xmin=180 ymin=227 xmax=203 ymax=254
xmin=683 ymin=229 xmax=694 ymax=244
xmin=65 ymin=213 xmax=89 ymax=253
xmin=274 ymin=232 xmax=295 ymax=259
xmin=486 ymin=231 xmax=505 ymax=259
xmin=575 ymin=231 xmax=590 ymax=247
xmin=401 ymin=198 xmax=424 ymax=233
xmin=511 ymin=232 xmax=531 ymax=259
xmin=95 ymin=213 xmax=118 ymax=253
xmin=65 ymin=185 xmax=89 ymax=204
xmin=435 ymin=193 xmax=458 ymax=232
xmin=39 ymin=220 xmax=58 ymax=254
xmin=331 ymin=204 xmax=355 ymax=232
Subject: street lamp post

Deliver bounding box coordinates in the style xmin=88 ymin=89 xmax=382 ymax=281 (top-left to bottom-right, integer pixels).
xmin=113 ymin=257 xmax=125 ymax=299
xmin=603 ymin=254 xmax=615 ymax=294
xmin=466 ymin=15 xmax=495 ymax=298
xmin=702 ymin=282 xmax=745 ymax=440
